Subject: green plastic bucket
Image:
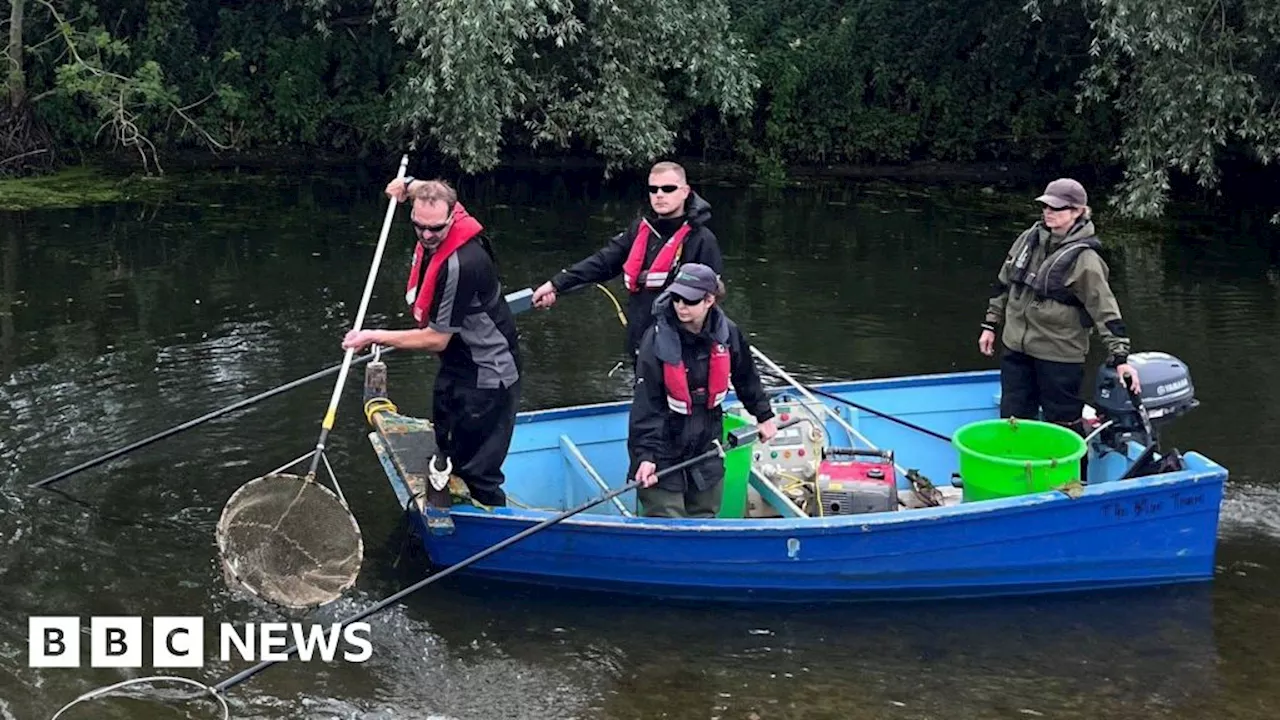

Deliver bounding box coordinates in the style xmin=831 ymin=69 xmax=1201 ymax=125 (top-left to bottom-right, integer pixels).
xmin=718 ymin=413 xmax=754 ymax=518
xmin=952 ymin=418 xmax=1086 ymax=502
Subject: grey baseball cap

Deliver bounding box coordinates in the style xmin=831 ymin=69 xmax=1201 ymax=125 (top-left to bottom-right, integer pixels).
xmin=666 ymin=263 xmax=718 ymax=301
xmin=1035 ymin=178 xmax=1087 ymax=208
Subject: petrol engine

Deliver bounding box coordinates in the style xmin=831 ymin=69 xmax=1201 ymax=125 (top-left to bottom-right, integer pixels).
xmin=1089 ymin=351 xmax=1198 ymax=469
xmin=738 ymin=396 xmax=900 ymax=517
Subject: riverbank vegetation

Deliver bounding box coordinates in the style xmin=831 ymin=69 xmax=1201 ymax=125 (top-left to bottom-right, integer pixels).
xmin=3 ymin=0 xmax=1277 ymax=219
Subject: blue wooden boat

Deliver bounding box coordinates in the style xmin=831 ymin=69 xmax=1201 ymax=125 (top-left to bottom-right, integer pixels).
xmin=361 ymin=351 xmax=1226 ymax=603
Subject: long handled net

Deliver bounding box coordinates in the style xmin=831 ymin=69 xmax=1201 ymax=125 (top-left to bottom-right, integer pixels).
xmin=215 ymin=449 xmax=363 ymax=610
xmin=213 ymin=154 xmax=409 ymax=609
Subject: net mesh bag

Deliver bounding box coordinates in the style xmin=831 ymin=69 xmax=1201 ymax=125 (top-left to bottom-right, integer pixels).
xmin=215 ymin=472 xmax=363 ymax=610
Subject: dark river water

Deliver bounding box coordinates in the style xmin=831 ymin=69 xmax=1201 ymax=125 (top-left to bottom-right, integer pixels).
xmin=2 ymin=165 xmax=1280 ymax=720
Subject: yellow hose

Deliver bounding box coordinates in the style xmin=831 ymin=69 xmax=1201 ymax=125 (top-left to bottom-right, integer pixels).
xmin=593 ymin=283 xmax=627 ymax=327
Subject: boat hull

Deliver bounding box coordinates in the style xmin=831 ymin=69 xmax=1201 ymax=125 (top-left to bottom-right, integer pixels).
xmin=369 ymin=369 xmax=1228 ymax=603
xmin=394 ymin=469 xmax=1223 ymax=602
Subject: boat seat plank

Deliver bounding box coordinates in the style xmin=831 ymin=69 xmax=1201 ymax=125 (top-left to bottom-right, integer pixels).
xmin=559 ymin=434 xmax=633 ymax=517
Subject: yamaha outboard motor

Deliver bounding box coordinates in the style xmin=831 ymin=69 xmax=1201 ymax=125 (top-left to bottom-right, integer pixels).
xmin=1092 ymin=351 xmax=1198 ymax=475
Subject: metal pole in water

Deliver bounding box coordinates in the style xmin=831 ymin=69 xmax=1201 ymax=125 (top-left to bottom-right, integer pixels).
xmin=28 ymin=348 xmax=395 ymax=489
xmin=210 ymin=433 xmax=763 ymax=694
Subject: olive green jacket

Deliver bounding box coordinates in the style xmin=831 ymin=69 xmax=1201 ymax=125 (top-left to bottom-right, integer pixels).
xmin=983 ymin=219 xmax=1131 ymax=365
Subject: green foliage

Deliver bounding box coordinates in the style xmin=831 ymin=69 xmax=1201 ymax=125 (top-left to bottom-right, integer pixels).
xmin=384 ymin=0 xmax=759 ymax=173
xmin=1026 ymin=0 xmax=1280 ymax=218
xmin=0 ymin=164 xmax=166 ymax=209
xmin=17 ymin=0 xmax=402 ymax=168
xmin=722 ymin=0 xmax=1111 ymax=169
xmin=5 ymin=0 xmax=1279 ymax=220
xmin=25 ymin=0 xmax=230 ymax=172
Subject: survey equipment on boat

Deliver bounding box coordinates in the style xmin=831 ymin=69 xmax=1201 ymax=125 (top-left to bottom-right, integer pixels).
xmin=729 ymin=388 xmax=945 ymax=518
xmin=815 ymin=447 xmax=899 ymax=515
xmin=749 ymin=397 xmax=826 ymax=481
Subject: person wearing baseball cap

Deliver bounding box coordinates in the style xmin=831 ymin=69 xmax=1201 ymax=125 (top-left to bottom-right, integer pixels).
xmin=978 ymin=178 xmax=1141 ymax=441
xmin=1034 ymin=177 xmax=1089 ymax=209
xmin=626 ymin=263 xmax=778 ymax=518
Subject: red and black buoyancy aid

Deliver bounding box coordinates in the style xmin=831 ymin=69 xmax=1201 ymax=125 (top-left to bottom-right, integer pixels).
xmin=404 ymin=203 xmax=484 ymax=327
xmin=622 ymin=219 xmax=691 ymax=293
xmin=663 ymin=344 xmax=730 ymax=414
xmin=655 ymin=309 xmax=731 ymax=415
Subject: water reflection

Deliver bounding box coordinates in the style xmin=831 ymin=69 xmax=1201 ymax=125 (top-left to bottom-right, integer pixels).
xmin=0 ymin=167 xmax=1278 ymax=720
xmin=0 ymin=219 xmax=16 ymax=383
xmin=396 ymin=573 xmax=1222 ymax=720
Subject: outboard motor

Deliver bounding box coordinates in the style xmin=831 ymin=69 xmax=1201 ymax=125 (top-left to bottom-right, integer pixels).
xmin=1092 ymin=351 xmax=1198 ymax=474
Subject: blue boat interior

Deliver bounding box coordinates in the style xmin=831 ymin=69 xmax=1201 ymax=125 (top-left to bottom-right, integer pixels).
xmin=365 ymin=356 xmax=1225 ymax=600
xmin=477 ymin=369 xmax=1176 ymax=518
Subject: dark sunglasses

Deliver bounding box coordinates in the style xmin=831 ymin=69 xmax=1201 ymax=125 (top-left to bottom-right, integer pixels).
xmin=672 ymin=294 xmax=706 ymax=305
xmin=1040 ymin=203 xmax=1073 ymax=212
xmin=648 ymin=184 xmax=681 ymax=194
xmin=413 ymin=216 xmax=452 ymax=233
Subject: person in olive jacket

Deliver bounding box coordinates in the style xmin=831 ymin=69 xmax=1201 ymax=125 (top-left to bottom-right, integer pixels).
xmin=979 ymin=178 xmax=1142 ymax=432
xmin=628 ymin=263 xmax=777 ymax=518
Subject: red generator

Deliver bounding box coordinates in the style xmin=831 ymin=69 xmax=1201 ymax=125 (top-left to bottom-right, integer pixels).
xmin=814 ymin=447 xmax=899 ymax=516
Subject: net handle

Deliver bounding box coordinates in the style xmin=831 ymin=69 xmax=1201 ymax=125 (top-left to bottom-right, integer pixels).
xmin=304 ymin=153 xmax=410 ymax=479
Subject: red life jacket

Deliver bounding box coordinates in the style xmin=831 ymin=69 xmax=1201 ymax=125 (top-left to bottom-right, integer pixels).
xmin=404 ymin=203 xmax=484 ymax=327
xmin=622 ymin=220 xmax=691 ymax=292
xmin=663 ymin=341 xmax=731 ymax=414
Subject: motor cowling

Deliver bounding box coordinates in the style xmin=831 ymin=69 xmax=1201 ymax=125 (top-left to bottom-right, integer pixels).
xmin=1093 ymin=351 xmax=1198 ymax=436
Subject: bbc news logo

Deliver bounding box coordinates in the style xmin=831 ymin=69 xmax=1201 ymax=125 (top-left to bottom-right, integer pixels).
xmin=28 ymin=616 xmax=372 ymax=668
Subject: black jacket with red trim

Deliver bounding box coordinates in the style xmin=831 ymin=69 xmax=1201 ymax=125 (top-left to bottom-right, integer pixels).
xmin=550 ymin=192 xmax=723 ymax=358
xmin=627 ymin=298 xmax=775 ymax=493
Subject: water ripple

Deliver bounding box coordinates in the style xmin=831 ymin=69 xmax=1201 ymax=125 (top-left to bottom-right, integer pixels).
xmin=1220 ymin=482 xmax=1280 ymax=540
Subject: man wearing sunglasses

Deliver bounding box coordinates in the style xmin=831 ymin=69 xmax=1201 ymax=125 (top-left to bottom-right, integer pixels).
xmin=530 ymin=161 xmax=724 ymax=363
xmin=978 ymin=177 xmax=1140 ymax=440
xmin=342 ymin=177 xmax=522 ymax=508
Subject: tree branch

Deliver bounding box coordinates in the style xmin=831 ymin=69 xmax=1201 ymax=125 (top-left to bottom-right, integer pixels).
xmin=32 ymin=0 xmax=232 ymax=173
xmin=0 ymin=147 xmax=47 ymax=166
xmin=7 ymin=0 xmax=25 ymax=110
